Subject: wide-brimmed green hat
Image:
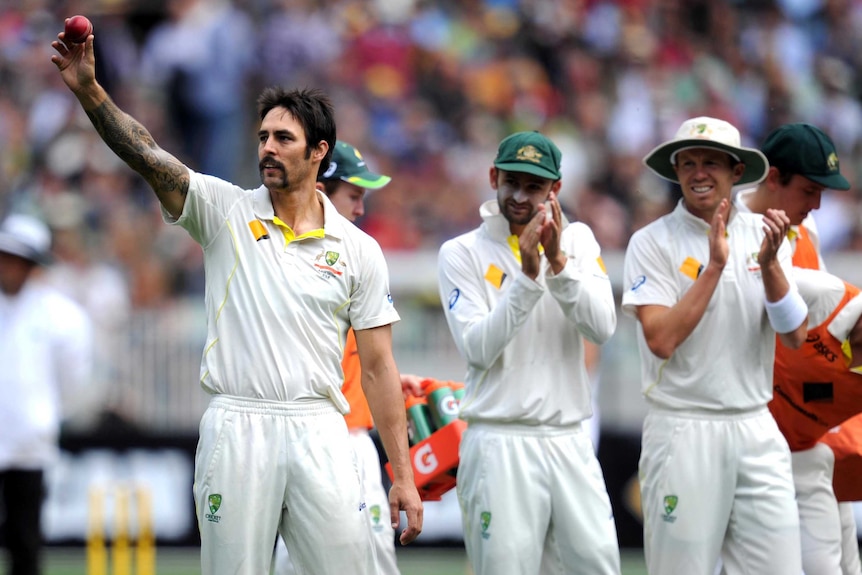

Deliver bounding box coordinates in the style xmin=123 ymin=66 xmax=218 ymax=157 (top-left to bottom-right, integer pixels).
xmin=761 ymin=123 xmax=850 ymax=190
xmin=644 ymin=117 xmax=768 ymax=186
xmin=319 ymin=141 xmax=391 ymax=189
xmin=494 ymin=131 xmax=562 ymax=181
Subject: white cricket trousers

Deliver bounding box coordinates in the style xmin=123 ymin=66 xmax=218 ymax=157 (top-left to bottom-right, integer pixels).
xmin=194 ymin=395 xmax=378 ymax=575
xmin=272 ymin=428 xmax=400 ymax=575
xmin=793 ymin=443 xmax=843 ymax=575
xmin=640 ymin=407 xmax=801 ymax=575
xmin=457 ymin=421 xmax=621 ymax=575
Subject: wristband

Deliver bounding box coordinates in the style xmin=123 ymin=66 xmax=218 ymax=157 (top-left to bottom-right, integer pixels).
xmin=765 ymin=288 xmax=808 ymax=334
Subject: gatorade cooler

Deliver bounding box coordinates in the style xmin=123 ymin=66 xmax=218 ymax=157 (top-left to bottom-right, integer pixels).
xmin=386 ymin=418 xmax=467 ymax=501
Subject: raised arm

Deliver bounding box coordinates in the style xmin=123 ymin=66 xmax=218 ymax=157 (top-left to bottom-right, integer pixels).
xmin=51 ymin=26 xmax=188 ymax=219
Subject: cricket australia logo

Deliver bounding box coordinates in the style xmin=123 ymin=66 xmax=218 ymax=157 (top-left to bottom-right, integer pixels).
xmin=370 ymin=505 xmax=383 ymax=532
xmin=480 ymin=511 xmax=492 ymax=539
xmin=662 ymin=495 xmax=678 ymax=523
xmin=515 ymin=145 xmax=542 ymax=164
xmin=314 ymin=250 xmax=344 ymax=279
xmin=206 ymin=494 xmax=222 ymax=523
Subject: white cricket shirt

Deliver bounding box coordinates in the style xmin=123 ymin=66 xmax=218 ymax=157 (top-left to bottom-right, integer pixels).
xmin=622 ymin=200 xmax=797 ymax=411
xmin=438 ymin=200 xmax=616 ymax=426
xmin=165 ymin=171 xmax=399 ymax=410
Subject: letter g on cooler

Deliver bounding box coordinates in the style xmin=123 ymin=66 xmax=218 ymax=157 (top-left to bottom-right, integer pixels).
xmin=414 ymin=443 xmax=439 ymax=475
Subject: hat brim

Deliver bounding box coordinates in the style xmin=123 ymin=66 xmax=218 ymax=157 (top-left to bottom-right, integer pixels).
xmin=494 ymin=161 xmax=560 ymax=181
xmin=803 ymin=171 xmax=851 ymax=191
xmin=644 ymin=139 xmax=768 ymax=186
xmin=0 ymin=236 xmax=49 ymax=265
xmin=344 ymin=172 xmax=391 ymax=190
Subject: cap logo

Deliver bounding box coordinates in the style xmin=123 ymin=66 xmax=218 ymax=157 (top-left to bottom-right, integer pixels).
xmin=515 ymin=145 xmax=543 ymax=164
xmin=689 ymin=123 xmax=712 ymax=137
xmin=322 ymin=161 xmax=338 ymax=179
xmin=827 ymin=152 xmax=839 ymax=172
xmin=352 ymin=149 xmax=367 ymax=166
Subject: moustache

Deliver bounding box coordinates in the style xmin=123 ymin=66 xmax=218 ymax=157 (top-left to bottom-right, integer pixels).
xmin=259 ymin=158 xmax=285 ymax=172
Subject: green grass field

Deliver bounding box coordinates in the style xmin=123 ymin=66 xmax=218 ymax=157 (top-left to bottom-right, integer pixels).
xmin=26 ymin=545 xmax=649 ymax=574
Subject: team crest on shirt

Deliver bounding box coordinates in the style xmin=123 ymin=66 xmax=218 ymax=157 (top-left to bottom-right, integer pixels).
xmin=747 ymin=251 xmax=761 ymax=272
xmin=662 ymin=495 xmax=678 ymax=523
xmin=314 ymin=249 xmax=345 ymax=279
xmin=206 ymin=493 xmax=222 ymax=523
xmin=480 ymin=511 xmax=492 ymax=539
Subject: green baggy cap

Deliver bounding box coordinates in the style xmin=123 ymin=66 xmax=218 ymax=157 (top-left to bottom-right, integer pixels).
xmin=319 ymin=141 xmax=391 ymax=189
xmin=761 ymin=123 xmax=850 ymax=190
xmin=494 ymin=131 xmax=562 ymax=181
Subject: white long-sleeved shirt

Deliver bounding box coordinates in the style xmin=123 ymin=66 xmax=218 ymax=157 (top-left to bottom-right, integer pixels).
xmin=437 ymin=200 xmax=616 ymax=426
xmin=0 ymin=280 xmax=93 ymax=469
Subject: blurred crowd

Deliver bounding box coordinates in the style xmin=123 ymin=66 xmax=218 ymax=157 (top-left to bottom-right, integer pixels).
xmin=1 ymin=0 xmax=861 ymax=312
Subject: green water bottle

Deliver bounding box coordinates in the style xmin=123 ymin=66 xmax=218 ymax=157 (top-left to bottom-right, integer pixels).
xmin=406 ymin=395 xmax=434 ymax=445
xmin=422 ymin=379 xmax=460 ymax=429
xmin=449 ymin=381 xmax=465 ymax=404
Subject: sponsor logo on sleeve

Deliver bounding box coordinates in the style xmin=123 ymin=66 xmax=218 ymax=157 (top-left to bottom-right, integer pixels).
xmin=630 ymin=275 xmax=647 ymax=291
xmin=448 ymin=288 xmax=460 ymax=309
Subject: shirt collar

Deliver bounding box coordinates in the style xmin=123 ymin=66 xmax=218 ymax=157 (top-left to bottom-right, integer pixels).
xmin=252 ymin=186 xmax=346 ymax=240
xmin=673 ymin=198 xmax=738 ymax=231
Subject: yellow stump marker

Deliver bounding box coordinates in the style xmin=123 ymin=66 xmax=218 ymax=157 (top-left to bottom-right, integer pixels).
xmin=86 ymin=487 xmax=107 ymax=575
xmin=136 ymin=487 xmax=156 ymax=575
xmin=112 ymin=487 xmax=131 ymax=575
xmin=87 ymin=482 xmax=156 ymax=575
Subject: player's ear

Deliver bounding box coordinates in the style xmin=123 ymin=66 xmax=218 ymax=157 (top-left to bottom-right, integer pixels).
xmin=731 ymin=161 xmax=745 ymax=184
xmin=312 ymin=140 xmax=329 ymax=164
xmin=489 ymin=167 xmax=499 ymax=190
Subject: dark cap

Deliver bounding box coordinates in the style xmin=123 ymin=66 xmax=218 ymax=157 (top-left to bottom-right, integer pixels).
xmin=494 ymin=131 xmax=562 ymax=181
xmin=761 ymin=123 xmax=850 ymax=190
xmin=319 ymin=141 xmax=391 ymax=189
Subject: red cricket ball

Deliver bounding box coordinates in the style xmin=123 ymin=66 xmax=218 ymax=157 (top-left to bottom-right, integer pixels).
xmin=64 ymin=15 xmax=93 ymax=44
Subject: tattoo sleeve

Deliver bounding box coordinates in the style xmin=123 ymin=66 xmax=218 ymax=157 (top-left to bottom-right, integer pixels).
xmin=85 ymin=97 xmax=189 ymax=210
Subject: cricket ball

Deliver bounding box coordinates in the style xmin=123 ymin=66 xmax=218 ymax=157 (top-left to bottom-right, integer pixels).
xmin=64 ymin=15 xmax=93 ymax=44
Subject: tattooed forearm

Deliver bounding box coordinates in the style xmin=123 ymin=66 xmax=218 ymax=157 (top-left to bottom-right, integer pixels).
xmin=85 ymin=98 xmax=189 ymax=202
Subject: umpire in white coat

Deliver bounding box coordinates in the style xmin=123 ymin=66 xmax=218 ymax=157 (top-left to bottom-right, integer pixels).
xmin=0 ymin=213 xmax=93 ymax=575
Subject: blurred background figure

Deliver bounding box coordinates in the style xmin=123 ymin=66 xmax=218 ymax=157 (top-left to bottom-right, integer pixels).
xmin=0 ymin=213 xmax=93 ymax=575
xmin=139 ymin=0 xmax=255 ymax=183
